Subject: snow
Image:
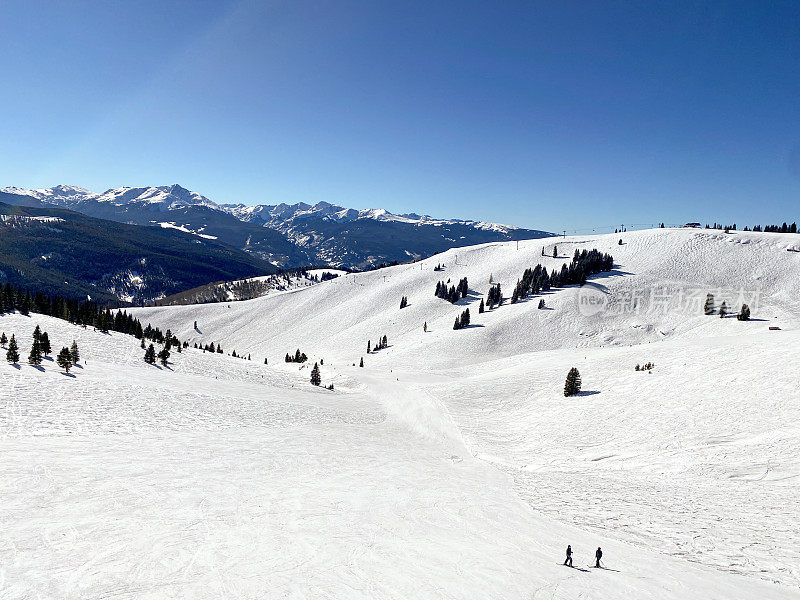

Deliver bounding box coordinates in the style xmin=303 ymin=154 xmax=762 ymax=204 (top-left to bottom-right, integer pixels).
xmin=158 ymin=221 xmax=218 ymax=239
xmin=3 ymin=227 xmax=800 ymax=598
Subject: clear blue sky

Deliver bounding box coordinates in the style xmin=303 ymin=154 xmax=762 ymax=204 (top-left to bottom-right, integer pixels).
xmin=1 ymin=1 xmax=798 ymax=232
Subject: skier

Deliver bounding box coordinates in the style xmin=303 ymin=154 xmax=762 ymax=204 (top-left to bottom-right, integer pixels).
xmin=563 ymin=545 xmax=573 ymax=567
xmin=595 ymin=547 xmax=603 ymax=568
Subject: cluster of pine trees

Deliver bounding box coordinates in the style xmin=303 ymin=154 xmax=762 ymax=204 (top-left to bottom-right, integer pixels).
xmin=285 ymin=349 xmax=308 ymax=363
xmin=433 ymin=263 xmax=445 ymax=271
xmin=452 ymin=308 xmax=471 ymax=330
xmin=511 ymin=249 xmax=614 ymax=304
xmin=0 ymin=283 xmax=176 ymax=346
xmin=399 ymin=296 xmax=409 ymax=309
xmin=367 ymin=335 xmax=388 ymax=353
xmin=3 ymin=325 xmax=80 ymax=373
xmin=749 ymin=223 xmax=798 ymax=233
xmin=635 ymin=362 xmax=654 ymax=371
xmin=434 ymin=277 xmax=468 ymax=303
xmin=485 ymin=283 xmax=502 ymax=309
xmin=194 ymin=341 xmax=223 ymax=353
xmin=704 ymin=294 xmax=751 ymax=320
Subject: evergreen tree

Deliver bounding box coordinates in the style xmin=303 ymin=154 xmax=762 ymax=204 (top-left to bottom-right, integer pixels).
xmin=564 ymin=367 xmax=582 ymax=397
xmin=479 ymin=299 xmax=484 ymax=313
xmin=704 ymin=294 xmax=715 ymax=315
xmin=0 ymin=332 xmax=6 ymax=346
xmin=141 ymin=338 xmax=146 ymax=349
xmin=264 ymin=358 xmax=268 ymax=365
xmin=158 ymin=346 xmax=170 ymax=366
xmin=33 ymin=324 xmax=41 ymax=342
xmin=737 ymin=304 xmax=751 ymax=321
xmin=144 ymin=344 xmax=156 ymax=364
xmin=423 ymin=321 xmax=427 ymax=332
xmin=56 ymin=347 xmax=73 ymax=372
xmin=552 ymin=245 xmax=557 ymax=258
xmin=310 ymin=362 xmax=321 ymax=386
xmin=367 ymin=340 xmax=371 ymax=353
xmin=538 ymin=299 xmax=545 ymax=309
xmin=28 ymin=338 xmax=42 ymax=366
xmin=359 ymin=357 xmax=364 ymax=367
xmin=70 ymin=340 xmax=80 ymax=363
xmin=6 ymin=334 xmax=19 ymax=364
xmin=39 ymin=332 xmax=51 ymax=356
xmin=719 ymin=301 xmax=727 ymax=318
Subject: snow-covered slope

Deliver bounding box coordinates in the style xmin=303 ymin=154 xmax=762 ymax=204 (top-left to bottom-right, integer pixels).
xmin=4 ymin=227 xmax=800 ymax=598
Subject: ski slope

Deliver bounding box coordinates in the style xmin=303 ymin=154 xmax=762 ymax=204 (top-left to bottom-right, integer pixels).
xmin=3 ymin=227 xmax=800 ymax=598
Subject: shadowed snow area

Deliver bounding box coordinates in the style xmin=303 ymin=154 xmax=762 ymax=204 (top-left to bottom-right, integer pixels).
xmin=3 ymin=228 xmax=800 ymax=598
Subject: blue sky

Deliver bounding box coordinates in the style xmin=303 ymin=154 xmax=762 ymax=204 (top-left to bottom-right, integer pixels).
xmin=1 ymin=1 xmax=798 ymax=232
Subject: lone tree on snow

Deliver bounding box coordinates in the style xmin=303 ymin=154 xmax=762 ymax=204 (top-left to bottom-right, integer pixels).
xmin=359 ymin=356 xmax=364 ymax=367
xmin=737 ymin=304 xmax=751 ymax=321
xmin=564 ymin=367 xmax=582 ymax=397
xmin=144 ymin=344 xmax=156 ymax=364
xmin=310 ymin=362 xmax=321 ymax=386
xmin=719 ymin=301 xmax=727 ymax=318
xmin=6 ymin=334 xmax=19 ymax=364
xmin=56 ymin=347 xmax=73 ymax=372
xmin=704 ymin=293 xmax=715 ymax=315
xmin=28 ymin=338 xmax=43 ymax=366
xmin=0 ymin=332 xmax=7 ymax=346
xmin=157 ymin=346 xmax=170 ymax=367
xmin=538 ymin=299 xmax=545 ymax=309
xmin=40 ymin=332 xmax=51 ymax=356
xmin=70 ymin=341 xmax=80 ymax=363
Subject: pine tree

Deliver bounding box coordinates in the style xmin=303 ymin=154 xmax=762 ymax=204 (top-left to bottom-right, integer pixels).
xmin=704 ymin=294 xmax=714 ymax=315
xmin=141 ymin=338 xmax=146 ymax=349
xmin=552 ymin=245 xmax=557 ymax=258
xmin=39 ymin=332 xmax=51 ymax=356
xmin=264 ymin=358 xmax=268 ymax=365
xmin=0 ymin=332 xmax=6 ymax=346
xmin=479 ymin=299 xmax=484 ymax=313
xmin=737 ymin=304 xmax=751 ymax=321
xmin=56 ymin=347 xmax=73 ymax=372
xmin=310 ymin=362 xmax=321 ymax=386
xmin=564 ymin=367 xmax=582 ymax=397
xmin=367 ymin=340 xmax=371 ymax=353
xmin=538 ymin=299 xmax=545 ymax=309
xmin=158 ymin=346 xmax=170 ymax=366
xmin=6 ymin=334 xmax=19 ymax=364
xmin=144 ymin=344 xmax=156 ymax=364
xmin=70 ymin=340 xmax=80 ymax=363
xmin=359 ymin=357 xmax=364 ymax=367
xmin=423 ymin=321 xmax=427 ymax=332
xmin=719 ymin=301 xmax=727 ymax=318
xmin=28 ymin=338 xmax=42 ymax=366
xmin=33 ymin=324 xmax=41 ymax=342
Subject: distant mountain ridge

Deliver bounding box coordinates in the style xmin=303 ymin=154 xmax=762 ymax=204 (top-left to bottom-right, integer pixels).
xmin=1 ymin=184 xmax=552 ymax=269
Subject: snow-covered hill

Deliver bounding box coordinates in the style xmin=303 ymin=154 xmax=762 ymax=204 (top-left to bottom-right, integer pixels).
xmin=4 ymin=227 xmax=800 ymax=598
xmin=0 ymin=184 xmax=551 ymax=269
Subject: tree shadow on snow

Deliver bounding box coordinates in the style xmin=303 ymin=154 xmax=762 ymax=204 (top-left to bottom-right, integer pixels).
xmin=461 ymin=324 xmax=485 ymax=329
xmin=10 ymin=364 xmax=21 ymax=370
xmin=576 ymin=390 xmax=600 ymax=397
xmin=59 ymin=372 xmax=76 ymax=378
xmin=31 ymin=365 xmax=45 ymax=372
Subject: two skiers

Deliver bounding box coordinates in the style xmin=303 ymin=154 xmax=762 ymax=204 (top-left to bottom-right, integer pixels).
xmin=562 ymin=545 xmax=603 ymax=568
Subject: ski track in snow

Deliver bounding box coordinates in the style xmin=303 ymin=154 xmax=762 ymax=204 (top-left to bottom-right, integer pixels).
xmin=3 ymin=228 xmax=800 ymax=598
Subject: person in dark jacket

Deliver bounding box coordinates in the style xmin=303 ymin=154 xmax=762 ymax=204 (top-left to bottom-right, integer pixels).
xmin=595 ymin=547 xmax=603 ymax=568
xmin=563 ymin=545 xmax=573 ymax=567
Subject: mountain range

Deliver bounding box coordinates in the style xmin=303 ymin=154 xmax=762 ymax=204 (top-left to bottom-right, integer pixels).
xmin=0 ymin=184 xmax=551 ymax=269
